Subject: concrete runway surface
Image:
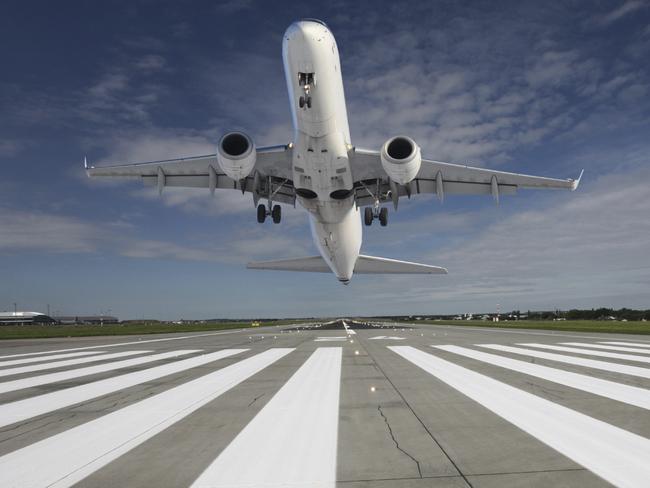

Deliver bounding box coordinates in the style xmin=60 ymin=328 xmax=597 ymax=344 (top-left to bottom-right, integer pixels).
xmin=1 ymin=320 xmax=649 ymax=487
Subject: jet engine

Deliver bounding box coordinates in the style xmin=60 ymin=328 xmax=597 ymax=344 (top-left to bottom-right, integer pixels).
xmin=380 ymin=136 xmax=421 ymax=185
xmin=217 ymin=131 xmax=256 ymax=180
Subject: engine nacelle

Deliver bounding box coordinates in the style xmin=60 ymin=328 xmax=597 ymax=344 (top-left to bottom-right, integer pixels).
xmin=217 ymin=132 xmax=256 ymax=181
xmin=380 ymin=136 xmax=421 ymax=185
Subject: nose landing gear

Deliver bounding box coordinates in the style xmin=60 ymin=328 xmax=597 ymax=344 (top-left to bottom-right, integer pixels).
xmin=298 ymin=72 xmax=314 ymax=109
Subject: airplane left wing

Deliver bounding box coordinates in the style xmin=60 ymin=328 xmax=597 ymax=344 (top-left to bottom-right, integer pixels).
xmin=350 ymin=148 xmax=582 ymax=208
xmin=86 ymin=144 xmax=296 ymax=205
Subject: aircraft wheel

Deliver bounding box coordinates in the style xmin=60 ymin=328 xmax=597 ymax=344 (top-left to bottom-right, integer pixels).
xmin=257 ymin=204 xmax=266 ymax=223
xmin=306 ymin=96 xmax=312 ymax=108
xmin=272 ymin=204 xmax=281 ymax=224
xmin=364 ymin=207 xmax=373 ymax=226
xmin=379 ymin=207 xmax=388 ymax=227
xmin=299 ymin=96 xmax=305 ymax=108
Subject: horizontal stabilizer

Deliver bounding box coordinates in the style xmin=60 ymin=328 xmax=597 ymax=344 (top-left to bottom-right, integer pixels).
xmin=247 ymin=256 xmax=331 ymax=273
xmin=247 ymin=255 xmax=447 ymax=275
xmin=355 ymin=255 xmax=447 ymax=274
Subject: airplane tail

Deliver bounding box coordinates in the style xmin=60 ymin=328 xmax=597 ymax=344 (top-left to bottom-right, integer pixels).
xmin=247 ymin=254 xmax=447 ymax=275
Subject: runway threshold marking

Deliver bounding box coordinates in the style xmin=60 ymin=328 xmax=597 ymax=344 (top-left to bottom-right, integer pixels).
xmin=0 ymin=329 xmax=246 ymax=359
xmin=478 ymin=344 xmax=650 ymax=379
xmin=0 ymin=350 xmax=148 ymax=378
xmin=390 ymin=346 xmax=650 ymax=488
xmin=0 ymin=348 xmax=293 ymax=488
xmin=0 ymin=349 xmax=245 ymax=429
xmin=0 ymin=351 xmax=103 ymax=368
xmin=191 ymin=347 xmax=341 ymax=487
xmin=0 ymin=349 xmax=200 ymax=395
xmin=518 ymin=343 xmax=650 ymax=364
xmin=559 ymin=342 xmax=650 ymax=355
xmin=368 ymin=336 xmax=405 ymax=340
xmin=600 ymin=341 xmax=650 ymax=349
xmin=435 ymin=345 xmax=650 ymax=410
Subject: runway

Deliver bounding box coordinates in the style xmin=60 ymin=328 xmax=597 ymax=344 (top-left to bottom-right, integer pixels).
xmin=1 ymin=321 xmax=649 ymax=487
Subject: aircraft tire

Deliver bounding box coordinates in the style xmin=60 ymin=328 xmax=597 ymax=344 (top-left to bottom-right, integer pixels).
xmin=379 ymin=207 xmax=388 ymax=227
xmin=272 ymin=204 xmax=281 ymax=224
xmin=257 ymin=204 xmax=266 ymax=223
xmin=364 ymin=207 xmax=373 ymax=226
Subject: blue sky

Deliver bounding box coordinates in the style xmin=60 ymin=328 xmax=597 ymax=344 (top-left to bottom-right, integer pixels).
xmin=1 ymin=0 xmax=649 ymax=319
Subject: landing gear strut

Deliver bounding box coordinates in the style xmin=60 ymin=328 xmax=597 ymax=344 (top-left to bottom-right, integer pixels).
xmin=362 ymin=178 xmax=389 ymax=227
xmin=256 ymin=176 xmax=283 ymax=224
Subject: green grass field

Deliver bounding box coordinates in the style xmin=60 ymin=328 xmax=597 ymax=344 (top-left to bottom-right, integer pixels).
xmin=2 ymin=318 xmax=650 ymax=340
xmin=0 ymin=320 xmax=304 ymax=340
xmin=411 ymin=319 xmax=650 ymax=335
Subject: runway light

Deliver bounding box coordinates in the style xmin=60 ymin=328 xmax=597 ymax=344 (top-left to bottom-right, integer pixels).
xmin=355 ymin=350 xmax=359 ymax=355
xmin=370 ymin=386 xmax=376 ymax=392
xmin=350 ymin=339 xmax=354 ymax=343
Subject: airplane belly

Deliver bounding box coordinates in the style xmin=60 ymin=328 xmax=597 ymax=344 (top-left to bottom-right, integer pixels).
xmin=309 ymin=206 xmax=361 ymax=281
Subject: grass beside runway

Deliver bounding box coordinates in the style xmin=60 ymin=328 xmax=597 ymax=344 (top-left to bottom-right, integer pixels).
xmin=0 ymin=320 xmax=304 ymax=340
xmin=407 ymin=319 xmax=650 ymax=335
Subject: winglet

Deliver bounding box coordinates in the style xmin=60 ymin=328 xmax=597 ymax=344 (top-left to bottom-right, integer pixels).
xmin=570 ymin=169 xmax=584 ymax=191
xmin=84 ymin=156 xmax=88 ymax=169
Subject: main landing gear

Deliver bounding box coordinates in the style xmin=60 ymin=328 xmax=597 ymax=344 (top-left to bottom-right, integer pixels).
xmin=257 ymin=203 xmax=281 ymax=224
xmin=298 ymin=72 xmax=314 ymax=109
xmin=364 ymin=206 xmax=388 ymax=227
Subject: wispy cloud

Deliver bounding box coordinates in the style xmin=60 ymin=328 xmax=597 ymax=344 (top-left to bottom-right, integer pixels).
xmin=590 ymin=0 xmax=648 ymax=26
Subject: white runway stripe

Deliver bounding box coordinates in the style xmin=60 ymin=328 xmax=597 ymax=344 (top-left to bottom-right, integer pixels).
xmin=192 ymin=348 xmax=342 ymax=488
xmin=0 ymin=329 xmax=245 ymax=360
xmin=519 ymin=343 xmax=650 ymax=364
xmin=0 ymin=349 xmax=245 ymax=429
xmin=314 ymin=337 xmax=348 ymax=342
xmin=435 ymin=345 xmax=650 ymax=410
xmin=390 ymin=346 xmax=650 ymax=488
xmin=560 ymin=342 xmax=650 ymax=354
xmin=0 ymin=351 xmax=102 ymax=368
xmin=601 ymin=341 xmax=650 ymax=348
xmin=479 ymin=344 xmax=650 ymax=379
xmin=0 ymin=349 xmax=198 ymax=394
xmin=0 ymin=348 xmax=293 ymax=488
xmin=0 ymin=350 xmax=148 ymax=378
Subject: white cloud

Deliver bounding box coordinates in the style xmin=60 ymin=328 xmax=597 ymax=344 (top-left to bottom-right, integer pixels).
xmin=352 ymin=166 xmax=650 ymax=312
xmin=591 ymin=1 xmax=647 ymax=26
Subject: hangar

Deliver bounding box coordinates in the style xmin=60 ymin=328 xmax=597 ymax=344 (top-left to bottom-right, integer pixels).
xmin=0 ymin=311 xmax=57 ymax=325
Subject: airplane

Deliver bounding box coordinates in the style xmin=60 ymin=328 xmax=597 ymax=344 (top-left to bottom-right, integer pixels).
xmin=86 ymin=19 xmax=582 ymax=284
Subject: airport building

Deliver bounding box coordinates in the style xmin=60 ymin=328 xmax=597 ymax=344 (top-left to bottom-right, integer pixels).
xmin=54 ymin=315 xmax=119 ymax=325
xmin=0 ymin=311 xmax=57 ymax=325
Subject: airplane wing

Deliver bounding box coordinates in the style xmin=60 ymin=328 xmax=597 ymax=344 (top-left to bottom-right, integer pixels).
xmin=85 ymin=144 xmax=296 ymax=205
xmin=349 ymin=148 xmax=582 ymax=208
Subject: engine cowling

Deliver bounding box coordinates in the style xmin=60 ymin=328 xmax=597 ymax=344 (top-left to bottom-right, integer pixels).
xmin=380 ymin=135 xmax=421 ymax=185
xmin=217 ymin=132 xmax=256 ymax=181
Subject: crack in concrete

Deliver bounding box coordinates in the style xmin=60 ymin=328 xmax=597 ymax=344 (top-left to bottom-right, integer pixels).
xmin=377 ymin=405 xmax=422 ymax=478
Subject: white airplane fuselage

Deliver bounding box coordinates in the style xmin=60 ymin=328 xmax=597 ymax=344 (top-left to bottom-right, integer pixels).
xmin=283 ymin=20 xmax=360 ymax=284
